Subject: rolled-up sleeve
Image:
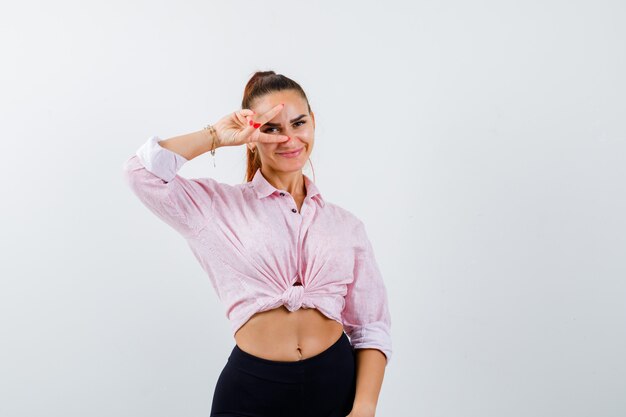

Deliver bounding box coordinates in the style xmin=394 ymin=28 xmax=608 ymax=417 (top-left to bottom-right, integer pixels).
xmin=122 ymin=135 xmax=217 ymax=239
xmin=342 ymin=221 xmax=393 ymax=365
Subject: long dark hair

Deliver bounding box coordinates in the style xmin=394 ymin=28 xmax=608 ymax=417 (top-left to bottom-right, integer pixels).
xmin=241 ymin=70 xmax=313 ymax=182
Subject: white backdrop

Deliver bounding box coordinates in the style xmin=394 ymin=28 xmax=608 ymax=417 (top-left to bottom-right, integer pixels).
xmin=1 ymin=1 xmax=625 ymax=416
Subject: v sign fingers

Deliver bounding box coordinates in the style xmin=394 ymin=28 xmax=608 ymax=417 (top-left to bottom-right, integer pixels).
xmin=253 ymin=103 xmax=285 ymax=127
xmin=235 ymin=109 xmax=255 ymax=126
xmin=248 ymin=103 xmax=291 ymax=144
xmin=210 ymin=105 xmax=290 ymax=149
xmin=209 ymin=108 xmax=261 ymax=148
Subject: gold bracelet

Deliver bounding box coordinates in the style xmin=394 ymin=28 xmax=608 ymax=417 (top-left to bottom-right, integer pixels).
xmin=203 ymin=124 xmax=218 ymax=167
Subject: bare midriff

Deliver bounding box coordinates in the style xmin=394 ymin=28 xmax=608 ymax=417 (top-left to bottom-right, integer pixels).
xmin=234 ymin=305 xmax=345 ymax=361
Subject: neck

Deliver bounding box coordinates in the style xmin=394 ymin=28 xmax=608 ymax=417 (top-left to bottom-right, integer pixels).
xmin=262 ymin=167 xmax=307 ymax=197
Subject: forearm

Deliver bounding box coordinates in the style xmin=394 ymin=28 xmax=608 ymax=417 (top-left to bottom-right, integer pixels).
xmin=158 ymin=129 xmax=222 ymax=161
xmin=352 ymin=348 xmax=387 ymax=411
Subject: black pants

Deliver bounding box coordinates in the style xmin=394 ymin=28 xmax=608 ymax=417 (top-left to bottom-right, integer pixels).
xmin=210 ymin=331 xmax=357 ymax=417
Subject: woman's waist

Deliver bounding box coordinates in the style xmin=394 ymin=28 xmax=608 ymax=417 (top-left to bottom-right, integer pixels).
xmin=233 ymin=305 xmax=345 ymax=362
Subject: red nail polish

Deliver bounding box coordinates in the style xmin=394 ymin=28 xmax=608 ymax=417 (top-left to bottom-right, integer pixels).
xmin=249 ymin=120 xmax=254 ymax=126
xmin=253 ymin=122 xmax=261 ymax=129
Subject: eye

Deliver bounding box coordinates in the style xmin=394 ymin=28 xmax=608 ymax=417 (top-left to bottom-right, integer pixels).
xmin=264 ymin=120 xmax=306 ymax=133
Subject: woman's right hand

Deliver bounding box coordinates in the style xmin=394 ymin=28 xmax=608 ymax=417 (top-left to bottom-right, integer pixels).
xmin=211 ymin=103 xmax=291 ymax=148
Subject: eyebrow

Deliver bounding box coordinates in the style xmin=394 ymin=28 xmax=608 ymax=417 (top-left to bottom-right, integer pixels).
xmin=264 ymin=114 xmax=307 ymax=127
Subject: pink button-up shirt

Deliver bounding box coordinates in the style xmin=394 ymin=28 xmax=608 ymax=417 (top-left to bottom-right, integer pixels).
xmin=122 ymin=135 xmax=392 ymax=364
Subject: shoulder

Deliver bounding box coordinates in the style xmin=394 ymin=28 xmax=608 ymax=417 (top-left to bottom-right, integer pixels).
xmin=189 ymin=176 xmax=247 ymax=196
xmin=323 ymin=201 xmax=378 ymax=257
xmin=322 ymin=200 xmax=365 ymax=232
xmin=206 ymin=180 xmax=262 ymax=213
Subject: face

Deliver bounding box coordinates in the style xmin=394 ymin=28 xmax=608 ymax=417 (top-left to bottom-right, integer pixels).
xmin=248 ymin=89 xmax=316 ymax=173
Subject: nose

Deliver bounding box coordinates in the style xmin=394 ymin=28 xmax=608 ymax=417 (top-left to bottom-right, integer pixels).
xmin=282 ymin=126 xmax=297 ymax=140
xmin=284 ymin=133 xmax=309 ymax=148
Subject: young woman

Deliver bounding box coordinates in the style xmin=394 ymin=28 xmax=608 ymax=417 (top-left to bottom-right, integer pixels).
xmin=122 ymin=71 xmax=392 ymax=417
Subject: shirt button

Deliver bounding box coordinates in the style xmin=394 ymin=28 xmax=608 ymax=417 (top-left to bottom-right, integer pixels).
xmin=280 ymin=192 xmax=285 ymax=196
xmin=291 ymin=208 xmax=297 ymax=213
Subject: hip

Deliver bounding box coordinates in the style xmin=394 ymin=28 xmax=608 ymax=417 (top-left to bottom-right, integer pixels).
xmin=211 ymin=331 xmax=356 ymax=417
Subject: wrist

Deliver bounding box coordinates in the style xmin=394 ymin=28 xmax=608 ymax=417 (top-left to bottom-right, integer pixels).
xmin=352 ymin=401 xmax=377 ymax=412
xmin=202 ymin=124 xmax=222 ymax=151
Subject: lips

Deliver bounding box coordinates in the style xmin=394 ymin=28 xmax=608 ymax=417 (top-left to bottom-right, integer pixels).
xmin=277 ymin=147 xmax=304 ymax=157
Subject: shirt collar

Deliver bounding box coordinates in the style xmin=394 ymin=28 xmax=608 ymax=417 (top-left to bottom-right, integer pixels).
xmin=249 ymin=167 xmax=326 ymax=208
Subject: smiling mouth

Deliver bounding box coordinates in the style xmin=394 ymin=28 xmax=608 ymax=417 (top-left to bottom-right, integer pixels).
xmin=277 ymin=148 xmax=304 ymax=157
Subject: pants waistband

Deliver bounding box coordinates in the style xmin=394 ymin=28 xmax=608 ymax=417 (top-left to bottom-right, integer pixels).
xmin=228 ymin=331 xmax=353 ymax=374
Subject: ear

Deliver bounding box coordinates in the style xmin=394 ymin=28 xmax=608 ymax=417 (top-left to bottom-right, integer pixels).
xmin=310 ymin=111 xmax=316 ymax=128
